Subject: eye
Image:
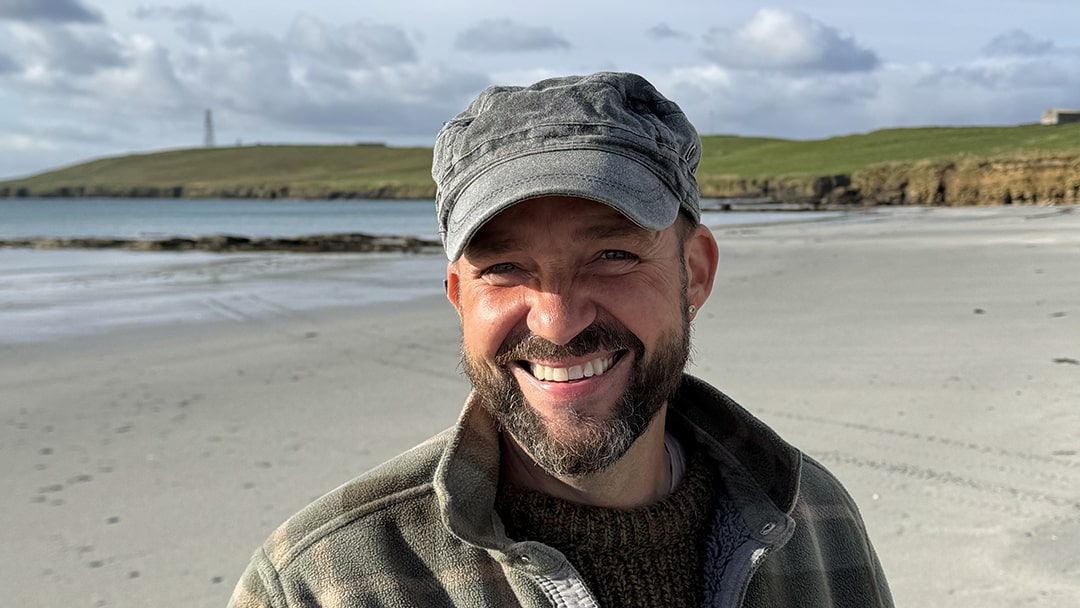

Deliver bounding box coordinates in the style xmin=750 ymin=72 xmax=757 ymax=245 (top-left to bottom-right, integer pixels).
xmin=600 ymin=250 xmax=637 ymax=261
xmin=478 ymin=262 xmax=528 ymax=286
xmin=482 ymin=262 xmax=518 ymax=275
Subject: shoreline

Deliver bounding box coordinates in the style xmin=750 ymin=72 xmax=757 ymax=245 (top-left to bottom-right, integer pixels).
xmin=3 ymin=206 xmax=1078 ymax=607
xmin=0 ymin=232 xmax=442 ymax=254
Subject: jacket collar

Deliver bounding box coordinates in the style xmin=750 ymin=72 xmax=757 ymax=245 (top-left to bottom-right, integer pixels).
xmin=433 ymin=374 xmax=803 ymax=552
xmin=667 ymin=375 xmax=802 ymax=515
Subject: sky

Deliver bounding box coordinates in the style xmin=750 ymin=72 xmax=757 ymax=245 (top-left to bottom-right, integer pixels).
xmin=1 ymin=0 xmax=1079 ymax=179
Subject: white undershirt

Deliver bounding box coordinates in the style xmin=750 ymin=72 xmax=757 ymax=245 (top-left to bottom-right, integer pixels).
xmin=664 ymin=432 xmax=686 ymax=493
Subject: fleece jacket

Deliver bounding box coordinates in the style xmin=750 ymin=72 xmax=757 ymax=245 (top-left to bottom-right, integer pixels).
xmin=228 ymin=374 xmax=894 ymax=607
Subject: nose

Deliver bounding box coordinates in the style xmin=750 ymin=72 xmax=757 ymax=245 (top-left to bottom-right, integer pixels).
xmin=525 ymin=286 xmax=596 ymax=347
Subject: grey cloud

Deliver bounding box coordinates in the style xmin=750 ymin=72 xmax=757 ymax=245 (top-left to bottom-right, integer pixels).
xmin=0 ymin=0 xmax=103 ymax=24
xmin=648 ymin=23 xmax=690 ymax=41
xmin=455 ymin=19 xmax=569 ymax=53
xmin=703 ymin=9 xmax=878 ymax=73
xmin=665 ymin=67 xmax=880 ymax=138
xmin=919 ymin=56 xmax=1079 ymax=92
xmin=132 ymin=4 xmax=231 ymax=25
xmin=183 ymin=26 xmax=478 ymax=138
xmin=0 ymin=51 xmax=19 ymax=73
xmin=287 ymin=15 xmax=417 ymax=67
xmin=13 ymin=121 xmax=117 ymax=145
xmin=259 ymin=66 xmax=487 ymax=136
xmin=132 ymin=4 xmax=231 ymax=46
xmin=212 ymin=30 xmax=294 ymax=105
xmin=18 ymin=24 xmax=129 ymax=75
xmin=982 ymin=29 xmax=1056 ymax=57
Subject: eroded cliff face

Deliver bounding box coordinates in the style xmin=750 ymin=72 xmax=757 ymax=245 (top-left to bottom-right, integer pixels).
xmin=699 ymin=153 xmax=1080 ymax=207
xmin=851 ymin=154 xmax=1080 ymax=206
xmin=2 ymin=153 xmax=1078 ymax=206
xmin=0 ymin=183 xmax=437 ymax=200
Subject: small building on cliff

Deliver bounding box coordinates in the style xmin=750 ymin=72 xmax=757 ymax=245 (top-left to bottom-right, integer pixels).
xmin=1041 ymin=108 xmax=1080 ymax=125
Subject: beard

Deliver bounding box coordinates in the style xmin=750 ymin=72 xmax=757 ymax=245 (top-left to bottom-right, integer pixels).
xmin=462 ymin=313 xmax=691 ymax=478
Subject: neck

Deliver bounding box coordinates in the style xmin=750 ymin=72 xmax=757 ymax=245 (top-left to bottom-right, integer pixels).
xmin=499 ymin=404 xmax=671 ymax=509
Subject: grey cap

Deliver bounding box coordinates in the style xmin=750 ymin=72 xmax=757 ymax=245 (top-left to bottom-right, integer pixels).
xmin=432 ymin=72 xmax=701 ymax=260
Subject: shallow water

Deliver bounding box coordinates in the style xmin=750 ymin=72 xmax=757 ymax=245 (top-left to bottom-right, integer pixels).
xmin=0 ymin=198 xmax=440 ymax=239
xmin=0 ymin=199 xmax=843 ymax=343
xmin=0 ymin=248 xmax=447 ymax=343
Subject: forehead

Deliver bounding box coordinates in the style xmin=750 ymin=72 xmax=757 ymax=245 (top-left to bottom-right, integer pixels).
xmin=466 ymin=196 xmax=656 ymax=256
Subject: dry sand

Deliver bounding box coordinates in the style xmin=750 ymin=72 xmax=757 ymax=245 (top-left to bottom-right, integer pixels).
xmin=2 ymin=206 xmax=1078 ymax=607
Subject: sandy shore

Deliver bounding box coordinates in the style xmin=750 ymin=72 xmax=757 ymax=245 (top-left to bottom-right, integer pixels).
xmin=3 ymin=206 xmax=1078 ymax=607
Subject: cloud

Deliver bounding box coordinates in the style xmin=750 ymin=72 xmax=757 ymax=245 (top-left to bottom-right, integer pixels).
xmin=5 ymin=120 xmax=116 ymax=147
xmin=5 ymin=22 xmax=130 ymax=75
xmin=287 ymin=14 xmax=417 ymax=67
xmin=132 ymin=3 xmax=231 ymax=46
xmin=455 ymin=19 xmax=570 ymax=53
xmin=0 ymin=11 xmax=483 ymax=151
xmin=0 ymin=0 xmax=103 ymax=24
xmin=0 ymin=51 xmax=18 ymax=73
xmin=170 ymin=20 xmax=485 ymax=138
xmin=132 ymin=3 xmax=231 ymax=25
xmin=660 ymin=43 xmax=1080 ymax=142
xmin=703 ymin=9 xmax=878 ymax=73
xmin=661 ymin=65 xmax=880 ymax=137
xmin=648 ymin=23 xmax=690 ymax=41
xmin=982 ymin=29 xmax=1056 ymax=57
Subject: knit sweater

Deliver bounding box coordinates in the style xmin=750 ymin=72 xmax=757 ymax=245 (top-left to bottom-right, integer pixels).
xmin=495 ymin=454 xmax=716 ymax=608
xmin=228 ymin=375 xmax=894 ymax=608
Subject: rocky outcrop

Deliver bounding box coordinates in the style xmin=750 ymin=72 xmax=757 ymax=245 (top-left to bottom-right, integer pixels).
xmin=0 ymin=183 xmax=438 ymax=200
xmin=4 ymin=153 xmax=1078 ymax=207
xmin=851 ymin=154 xmax=1080 ymax=206
xmin=0 ymin=233 xmax=442 ymax=254
xmin=699 ymin=153 xmax=1080 ymax=207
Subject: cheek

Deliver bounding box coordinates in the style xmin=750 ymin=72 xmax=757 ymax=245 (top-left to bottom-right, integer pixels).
xmin=593 ymin=277 xmax=681 ymax=334
xmin=461 ymin=288 xmax=527 ymax=356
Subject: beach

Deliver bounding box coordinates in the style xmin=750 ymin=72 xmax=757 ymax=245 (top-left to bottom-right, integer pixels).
xmin=2 ymin=206 xmax=1078 ymax=607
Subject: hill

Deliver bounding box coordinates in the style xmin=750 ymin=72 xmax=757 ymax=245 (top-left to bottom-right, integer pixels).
xmin=3 ymin=124 xmax=1080 ymax=206
xmin=0 ymin=144 xmax=435 ymax=200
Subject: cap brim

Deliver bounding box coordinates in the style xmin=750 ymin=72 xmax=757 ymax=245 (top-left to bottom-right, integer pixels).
xmin=444 ymin=148 xmax=681 ymax=260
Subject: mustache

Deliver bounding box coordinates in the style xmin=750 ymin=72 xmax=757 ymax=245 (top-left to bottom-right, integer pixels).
xmin=494 ymin=321 xmax=644 ymax=366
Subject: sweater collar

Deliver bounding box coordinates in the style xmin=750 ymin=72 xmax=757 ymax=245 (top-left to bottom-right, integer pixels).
xmin=433 ymin=374 xmax=802 ymax=553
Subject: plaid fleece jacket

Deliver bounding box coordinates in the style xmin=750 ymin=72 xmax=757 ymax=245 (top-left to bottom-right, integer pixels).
xmin=228 ymin=375 xmax=894 ymax=607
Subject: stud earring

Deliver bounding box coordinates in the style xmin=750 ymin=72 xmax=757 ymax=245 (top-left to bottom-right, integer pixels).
xmin=688 ymin=304 xmax=696 ymax=315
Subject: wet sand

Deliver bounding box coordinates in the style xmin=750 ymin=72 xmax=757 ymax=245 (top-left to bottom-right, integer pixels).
xmin=2 ymin=206 xmax=1078 ymax=607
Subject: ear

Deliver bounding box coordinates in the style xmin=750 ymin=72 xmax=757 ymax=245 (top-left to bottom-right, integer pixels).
xmin=684 ymin=225 xmax=719 ymax=312
xmin=446 ymin=262 xmax=463 ymax=318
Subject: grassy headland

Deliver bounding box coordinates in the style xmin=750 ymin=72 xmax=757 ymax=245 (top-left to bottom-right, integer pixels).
xmin=0 ymin=144 xmax=435 ymax=200
xmin=3 ymin=124 xmax=1080 ymax=206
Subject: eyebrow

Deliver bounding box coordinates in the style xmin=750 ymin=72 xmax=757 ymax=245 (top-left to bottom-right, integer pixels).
xmin=465 ymin=220 xmax=653 ymax=260
xmin=573 ymin=222 xmax=652 ymax=243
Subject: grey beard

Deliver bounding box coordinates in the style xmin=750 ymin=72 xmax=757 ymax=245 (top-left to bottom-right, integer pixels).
xmin=462 ymin=317 xmax=690 ymax=478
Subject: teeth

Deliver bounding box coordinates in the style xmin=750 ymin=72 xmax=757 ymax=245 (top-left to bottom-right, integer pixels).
xmin=529 ymin=355 xmax=616 ymax=383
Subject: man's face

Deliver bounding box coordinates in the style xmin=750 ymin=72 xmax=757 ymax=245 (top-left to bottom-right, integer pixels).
xmin=447 ymin=196 xmax=715 ymax=477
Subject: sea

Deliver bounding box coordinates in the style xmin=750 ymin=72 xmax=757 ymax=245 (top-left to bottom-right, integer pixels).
xmin=0 ymin=198 xmax=840 ymax=343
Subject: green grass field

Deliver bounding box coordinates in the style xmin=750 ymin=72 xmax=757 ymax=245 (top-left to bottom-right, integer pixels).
xmin=698 ymin=123 xmax=1080 ymax=177
xmin=2 ymin=123 xmax=1079 ymax=199
xmin=0 ymin=144 xmax=436 ymax=198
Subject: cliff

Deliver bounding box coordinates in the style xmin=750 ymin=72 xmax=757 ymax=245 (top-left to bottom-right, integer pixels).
xmin=3 ymin=126 xmax=1080 ymax=206
xmin=0 ymin=233 xmax=442 ymax=254
xmin=698 ymin=153 xmax=1080 ymax=207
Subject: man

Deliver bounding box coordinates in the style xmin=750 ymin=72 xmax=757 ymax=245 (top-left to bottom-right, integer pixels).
xmin=229 ymin=72 xmax=893 ymax=607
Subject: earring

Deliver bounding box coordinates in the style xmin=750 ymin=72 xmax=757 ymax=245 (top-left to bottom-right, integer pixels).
xmin=688 ymin=304 xmax=696 ymax=315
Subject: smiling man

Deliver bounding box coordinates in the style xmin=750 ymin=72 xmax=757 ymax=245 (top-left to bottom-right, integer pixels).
xmin=229 ymin=72 xmax=893 ymax=608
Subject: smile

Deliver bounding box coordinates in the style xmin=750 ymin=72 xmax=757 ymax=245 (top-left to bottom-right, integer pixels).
xmin=525 ymin=352 xmax=622 ymax=383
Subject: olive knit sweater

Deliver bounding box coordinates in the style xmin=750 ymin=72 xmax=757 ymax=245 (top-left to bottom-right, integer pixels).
xmin=495 ymin=454 xmax=716 ymax=608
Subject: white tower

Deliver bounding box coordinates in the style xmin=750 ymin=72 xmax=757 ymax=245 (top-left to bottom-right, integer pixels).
xmin=204 ymin=109 xmax=215 ymax=148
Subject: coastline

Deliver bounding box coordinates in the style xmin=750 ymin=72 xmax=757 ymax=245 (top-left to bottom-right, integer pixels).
xmin=3 ymin=206 xmax=1078 ymax=607
xmin=0 ymin=232 xmax=442 ymax=253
